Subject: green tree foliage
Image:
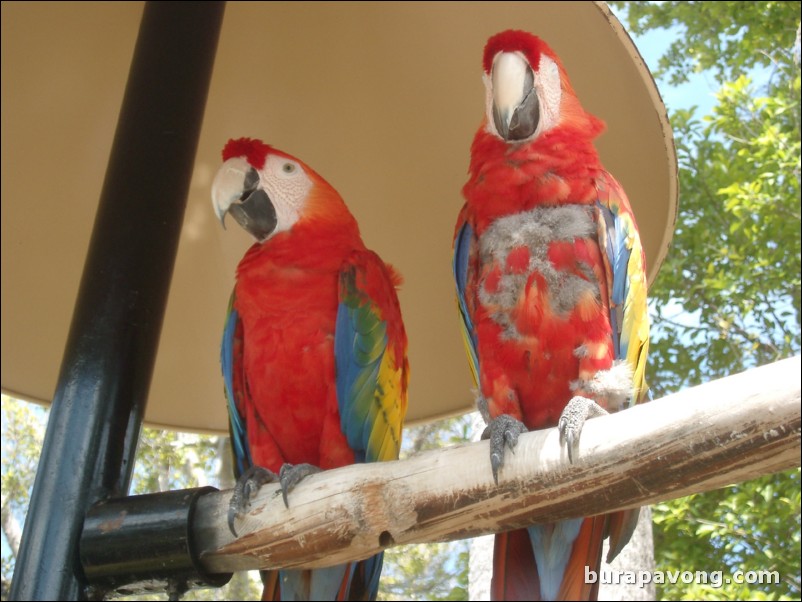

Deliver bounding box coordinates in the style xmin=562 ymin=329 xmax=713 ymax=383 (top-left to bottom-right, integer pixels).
xmin=1 ymin=395 xmax=46 ymax=600
xmin=610 ymin=2 xmax=801 ymax=599
xmin=652 ymin=470 xmax=801 ymax=600
xmin=614 ymin=0 xmax=802 ymax=396
xmin=381 ymin=541 xmax=469 ymax=601
xmin=618 ymin=1 xmax=798 ymax=86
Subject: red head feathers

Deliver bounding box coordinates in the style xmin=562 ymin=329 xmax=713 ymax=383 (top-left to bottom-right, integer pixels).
xmin=483 ymin=29 xmax=557 ymax=75
xmin=222 ymin=137 xmax=273 ymax=169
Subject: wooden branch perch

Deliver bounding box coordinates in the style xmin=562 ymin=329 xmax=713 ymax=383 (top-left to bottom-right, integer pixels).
xmin=193 ymin=356 xmax=801 ymax=575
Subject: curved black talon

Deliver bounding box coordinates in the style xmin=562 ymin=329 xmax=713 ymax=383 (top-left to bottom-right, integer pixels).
xmin=484 ymin=414 xmax=528 ymax=485
xmin=228 ymin=465 xmax=278 ymax=536
xmin=278 ymin=462 xmax=322 ymax=508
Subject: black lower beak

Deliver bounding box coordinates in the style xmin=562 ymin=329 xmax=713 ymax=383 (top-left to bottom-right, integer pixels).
xmin=229 ymin=187 xmax=277 ymax=243
xmin=494 ymin=87 xmax=540 ymax=141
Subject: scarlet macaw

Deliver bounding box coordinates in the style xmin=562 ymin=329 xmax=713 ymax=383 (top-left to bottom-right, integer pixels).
xmin=212 ymin=137 xmax=409 ymax=600
xmin=453 ymin=31 xmax=649 ymax=600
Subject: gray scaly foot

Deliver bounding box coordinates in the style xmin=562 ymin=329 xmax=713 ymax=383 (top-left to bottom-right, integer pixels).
xmin=229 ymin=465 xmax=279 ymax=536
xmin=482 ymin=414 xmax=528 ymax=485
xmin=278 ymin=462 xmax=322 ymax=508
xmin=558 ymin=396 xmax=607 ymax=463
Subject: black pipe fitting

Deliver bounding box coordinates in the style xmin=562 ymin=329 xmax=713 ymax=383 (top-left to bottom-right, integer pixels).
xmin=80 ymin=487 xmax=232 ymax=598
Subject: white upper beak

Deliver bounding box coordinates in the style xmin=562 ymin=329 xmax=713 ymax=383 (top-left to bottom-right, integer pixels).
xmin=211 ymin=157 xmax=253 ymax=226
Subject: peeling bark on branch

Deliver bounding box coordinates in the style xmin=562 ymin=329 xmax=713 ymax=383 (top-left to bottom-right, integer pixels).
xmin=194 ymin=356 xmax=801 ymax=575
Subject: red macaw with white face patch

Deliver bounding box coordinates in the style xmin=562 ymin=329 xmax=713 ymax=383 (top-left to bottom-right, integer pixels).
xmin=454 ymin=30 xmax=649 ymax=600
xmin=213 ymin=137 xmax=409 ymax=600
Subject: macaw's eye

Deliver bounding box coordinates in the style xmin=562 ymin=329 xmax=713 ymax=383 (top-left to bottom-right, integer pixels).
xmin=282 ymin=163 xmax=296 ymax=174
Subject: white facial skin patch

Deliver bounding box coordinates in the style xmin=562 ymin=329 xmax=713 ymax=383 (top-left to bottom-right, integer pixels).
xmin=534 ymin=55 xmax=561 ymax=135
xmin=259 ymin=155 xmax=314 ymax=237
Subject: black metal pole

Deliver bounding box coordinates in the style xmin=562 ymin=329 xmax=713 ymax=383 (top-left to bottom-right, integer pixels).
xmin=10 ymin=3 xmax=225 ymax=600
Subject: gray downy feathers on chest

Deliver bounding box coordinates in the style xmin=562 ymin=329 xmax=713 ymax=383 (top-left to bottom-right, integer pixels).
xmin=477 ymin=204 xmax=601 ymax=335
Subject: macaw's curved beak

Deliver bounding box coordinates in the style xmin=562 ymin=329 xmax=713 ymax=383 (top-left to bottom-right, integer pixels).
xmin=211 ymin=157 xmax=277 ymax=243
xmin=491 ymin=52 xmax=540 ymax=141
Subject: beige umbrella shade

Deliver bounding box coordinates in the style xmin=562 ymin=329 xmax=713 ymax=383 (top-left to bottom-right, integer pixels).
xmin=1 ymin=1 xmax=677 ymax=433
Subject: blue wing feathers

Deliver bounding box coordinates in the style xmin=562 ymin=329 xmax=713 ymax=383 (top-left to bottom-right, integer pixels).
xmin=527 ymin=519 xmax=584 ymax=600
xmin=279 ymin=564 xmax=353 ymax=601
xmin=221 ymin=294 xmax=252 ymax=476
xmin=595 ymin=198 xmax=633 ymax=362
xmin=335 ymin=258 xmax=394 ymax=465
xmin=453 ymin=220 xmax=480 ymax=380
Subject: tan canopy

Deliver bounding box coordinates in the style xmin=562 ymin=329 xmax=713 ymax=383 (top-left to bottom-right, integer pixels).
xmin=1 ymin=1 xmax=677 ymax=432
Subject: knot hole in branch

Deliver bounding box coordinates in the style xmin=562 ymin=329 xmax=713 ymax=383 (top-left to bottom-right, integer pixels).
xmin=379 ymin=530 xmax=395 ymax=548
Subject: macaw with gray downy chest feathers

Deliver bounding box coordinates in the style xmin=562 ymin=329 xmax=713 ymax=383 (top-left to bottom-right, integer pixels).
xmin=212 ymin=137 xmax=409 ymax=600
xmin=453 ymin=30 xmax=650 ymax=600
